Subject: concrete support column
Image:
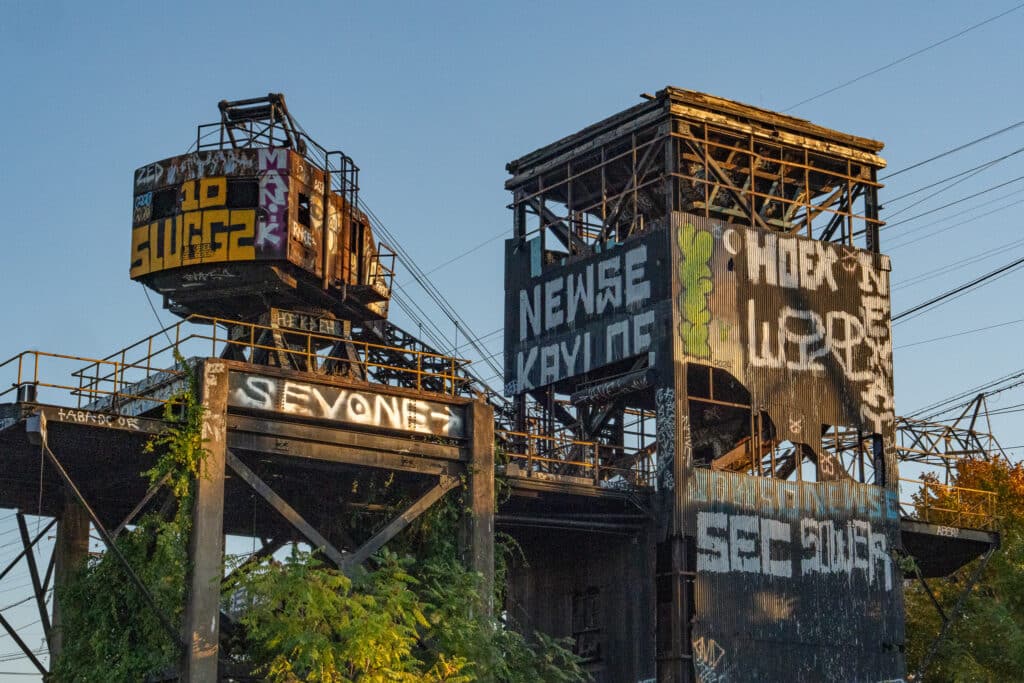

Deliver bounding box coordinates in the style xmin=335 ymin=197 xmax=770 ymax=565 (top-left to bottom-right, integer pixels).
xmin=50 ymin=497 xmax=90 ymax=660
xmin=181 ymin=360 xmax=228 ymax=681
xmin=464 ymin=400 xmax=495 ymax=615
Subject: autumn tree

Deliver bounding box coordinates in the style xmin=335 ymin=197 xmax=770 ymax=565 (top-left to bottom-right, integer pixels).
xmin=904 ymin=458 xmax=1024 ymax=680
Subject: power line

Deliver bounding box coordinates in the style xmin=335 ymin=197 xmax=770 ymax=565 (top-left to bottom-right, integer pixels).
xmin=894 ymin=318 xmax=1024 ymax=350
xmin=883 ymin=145 xmax=1024 ymax=219
xmin=884 ymin=117 xmax=1024 ymax=180
xmin=893 ymin=236 xmax=1024 ymax=290
xmin=884 ymin=174 xmax=1024 ymax=230
xmin=424 ymin=228 xmax=508 ymax=275
xmin=358 ymin=199 xmax=506 ymax=400
xmin=783 ymin=3 xmax=1024 ymax=112
xmin=911 ymin=367 xmax=1024 ymax=419
xmin=886 ymin=193 xmax=1024 ymax=251
xmin=884 ymin=145 xmax=1024 ymax=205
xmin=892 ymin=254 xmax=1024 ymax=324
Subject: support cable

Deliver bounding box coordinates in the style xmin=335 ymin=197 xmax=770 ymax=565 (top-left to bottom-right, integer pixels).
xmin=358 ymin=199 xmax=507 ymax=402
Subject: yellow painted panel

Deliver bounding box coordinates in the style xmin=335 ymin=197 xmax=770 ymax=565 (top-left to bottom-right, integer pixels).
xmin=130 ymin=224 xmax=151 ymax=278
xmin=199 ymin=177 xmax=227 ymax=209
xmin=180 ymin=180 xmax=198 ymax=212
xmin=202 ymin=210 xmax=230 ymax=263
xmin=229 ymin=209 xmax=256 ymax=262
xmin=181 ymin=210 xmax=208 ymax=265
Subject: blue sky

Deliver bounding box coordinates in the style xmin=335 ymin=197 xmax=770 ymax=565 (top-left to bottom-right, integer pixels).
xmin=2 ymin=0 xmax=1024 ymax=676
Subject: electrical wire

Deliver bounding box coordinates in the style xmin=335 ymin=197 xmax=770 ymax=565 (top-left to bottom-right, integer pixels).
xmin=910 ymin=367 xmax=1024 ymax=419
xmin=884 ymin=147 xmax=1024 ymax=219
xmin=884 ymin=145 xmax=1024 ymax=205
xmin=893 ymin=236 xmax=1024 ymax=290
xmin=894 ymin=318 xmax=1024 ymax=350
xmin=892 ymin=254 xmax=1024 ymax=324
xmin=424 ymin=228 xmax=508 ymax=275
xmin=886 ymin=193 xmax=1024 ymax=251
xmin=357 ymin=198 xmax=506 ymax=399
xmin=783 ymin=3 xmax=1024 ymax=111
xmin=883 ymin=174 xmax=1024 ymax=230
xmin=884 ymin=117 xmax=1024 ymax=180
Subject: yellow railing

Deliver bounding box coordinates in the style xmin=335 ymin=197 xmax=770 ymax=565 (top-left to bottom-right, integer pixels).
xmin=899 ymin=477 xmax=998 ymax=531
xmin=497 ymin=429 xmax=656 ymax=489
xmin=0 ymin=314 xmax=470 ymax=410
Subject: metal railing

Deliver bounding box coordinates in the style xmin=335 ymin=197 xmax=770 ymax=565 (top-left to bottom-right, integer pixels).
xmin=899 ymin=477 xmax=998 ymax=531
xmin=0 ymin=314 xmax=471 ymax=411
xmin=497 ymin=429 xmax=656 ymax=489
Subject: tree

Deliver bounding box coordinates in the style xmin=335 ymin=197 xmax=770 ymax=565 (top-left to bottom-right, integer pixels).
xmin=904 ymin=458 xmax=1024 ymax=680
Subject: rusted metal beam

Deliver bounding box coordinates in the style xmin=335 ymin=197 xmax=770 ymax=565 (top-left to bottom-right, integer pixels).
xmin=228 ymin=432 xmax=460 ymax=478
xmin=526 ymin=198 xmax=584 ymax=255
xmin=0 ymin=519 xmax=56 ymax=583
xmin=226 ymin=450 xmax=346 ymax=568
xmin=913 ymin=546 xmax=997 ymax=681
xmin=15 ymin=513 xmax=52 ymax=651
xmin=227 ymin=413 xmax=465 ymax=462
xmin=682 ymin=138 xmax=770 ymax=231
xmin=51 ymin=499 xmax=88 ymax=662
xmin=31 ymin=429 xmax=181 ymax=651
xmin=598 ymin=134 xmax=665 ymax=242
xmin=343 ymin=475 xmax=459 ymax=572
xmin=0 ymin=611 xmax=46 ymax=676
xmin=464 ymin=401 xmax=495 ymax=614
xmin=113 ymin=471 xmax=172 ymax=540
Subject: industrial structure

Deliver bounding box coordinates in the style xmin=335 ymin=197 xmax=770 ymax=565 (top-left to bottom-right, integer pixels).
xmin=0 ymin=91 xmax=1004 ymax=681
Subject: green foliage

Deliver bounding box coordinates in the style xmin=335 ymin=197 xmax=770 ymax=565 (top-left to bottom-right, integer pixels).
xmin=55 ymin=366 xmax=586 ymax=682
xmin=904 ymin=459 xmax=1024 ymax=680
xmin=52 ymin=511 xmax=189 ymax=681
xmin=416 ymin=555 xmax=586 ymax=683
xmin=144 ymin=358 xmax=206 ymax=502
xmin=225 ymin=495 xmax=589 ymax=683
xmin=225 ymin=549 xmax=470 ymax=683
xmin=52 ymin=364 xmax=206 ymax=681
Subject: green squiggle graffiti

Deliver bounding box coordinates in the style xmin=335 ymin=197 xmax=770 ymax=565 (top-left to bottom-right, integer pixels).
xmin=677 ymin=223 xmax=714 ymax=358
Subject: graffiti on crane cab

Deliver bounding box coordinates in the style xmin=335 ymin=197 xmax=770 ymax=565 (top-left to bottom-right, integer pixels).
xmin=130 ymin=175 xmax=257 ymax=278
xmin=228 ymin=372 xmax=465 ymax=438
xmin=257 ymin=149 xmax=288 ymax=254
xmin=503 ymin=231 xmax=669 ymax=395
xmin=673 ymin=213 xmax=894 ymax=438
xmin=133 ymin=150 xmax=259 ymax=193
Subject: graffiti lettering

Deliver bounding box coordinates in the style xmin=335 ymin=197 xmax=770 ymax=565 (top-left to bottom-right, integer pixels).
xmin=744 ymin=229 xmax=839 ymax=292
xmin=55 ymin=408 xmax=140 ymax=431
xmin=258 ymin=149 xmax=288 ymax=253
xmin=747 ymin=302 xmax=881 ymax=379
xmin=228 ymin=373 xmax=465 ymax=438
xmin=517 ymin=244 xmax=651 ymax=342
xmin=697 ymin=511 xmax=893 ymax=590
xmin=689 ymin=469 xmax=898 ymax=522
xmin=509 ymin=309 xmax=654 ymax=392
xmin=131 ymin=208 xmax=256 ymax=277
